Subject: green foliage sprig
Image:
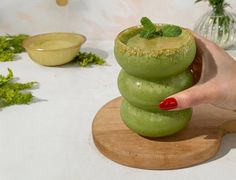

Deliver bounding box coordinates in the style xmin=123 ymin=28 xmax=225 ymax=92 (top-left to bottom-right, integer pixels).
xmin=0 ymin=68 xmax=36 ymax=108
xmin=0 ymin=34 xmax=29 ymax=62
xmin=72 ymin=51 xmax=105 ymax=67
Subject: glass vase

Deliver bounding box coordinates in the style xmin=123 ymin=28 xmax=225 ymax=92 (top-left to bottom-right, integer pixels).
xmin=194 ymin=9 xmax=236 ymax=49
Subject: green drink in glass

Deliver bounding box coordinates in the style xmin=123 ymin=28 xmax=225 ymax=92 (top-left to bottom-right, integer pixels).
xmin=114 ymin=18 xmax=196 ymax=137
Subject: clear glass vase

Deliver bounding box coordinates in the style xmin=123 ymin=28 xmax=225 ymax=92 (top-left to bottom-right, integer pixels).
xmin=194 ymin=8 xmax=236 ymax=49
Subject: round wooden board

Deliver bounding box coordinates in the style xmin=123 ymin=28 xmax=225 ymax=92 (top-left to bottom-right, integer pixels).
xmin=92 ymin=97 xmax=236 ymax=169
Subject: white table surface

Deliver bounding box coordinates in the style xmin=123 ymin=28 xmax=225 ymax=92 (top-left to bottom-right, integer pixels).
xmin=0 ymin=40 xmax=236 ymax=180
xmin=1 ymin=0 xmax=236 ymax=179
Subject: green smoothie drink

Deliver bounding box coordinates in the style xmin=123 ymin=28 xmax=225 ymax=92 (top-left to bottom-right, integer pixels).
xmin=114 ymin=17 xmax=196 ymax=137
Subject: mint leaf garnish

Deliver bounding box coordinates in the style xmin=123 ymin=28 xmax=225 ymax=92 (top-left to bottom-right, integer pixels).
xmin=139 ymin=17 xmax=182 ymax=39
xmin=140 ymin=17 xmax=158 ymax=39
xmin=162 ymin=25 xmax=182 ymax=37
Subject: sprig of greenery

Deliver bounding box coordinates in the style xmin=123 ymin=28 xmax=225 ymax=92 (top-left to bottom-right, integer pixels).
xmin=195 ymin=0 xmax=230 ymax=14
xmin=0 ymin=34 xmax=29 ymax=62
xmin=195 ymin=0 xmax=229 ymax=7
xmin=72 ymin=51 xmax=105 ymax=67
xmin=139 ymin=17 xmax=182 ymax=39
xmin=0 ymin=68 xmax=13 ymax=86
xmin=0 ymin=68 xmax=36 ymax=108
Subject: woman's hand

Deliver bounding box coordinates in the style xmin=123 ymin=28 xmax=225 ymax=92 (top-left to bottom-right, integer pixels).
xmin=159 ymin=33 xmax=236 ymax=111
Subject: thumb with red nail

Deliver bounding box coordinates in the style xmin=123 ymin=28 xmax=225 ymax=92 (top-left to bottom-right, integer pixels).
xmin=160 ymin=33 xmax=236 ymax=111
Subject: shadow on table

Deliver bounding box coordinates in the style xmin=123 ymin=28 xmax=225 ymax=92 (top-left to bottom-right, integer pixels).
xmin=206 ymin=134 xmax=236 ymax=163
xmin=177 ymin=133 xmax=236 ymax=169
xmin=0 ymin=83 xmax=47 ymax=111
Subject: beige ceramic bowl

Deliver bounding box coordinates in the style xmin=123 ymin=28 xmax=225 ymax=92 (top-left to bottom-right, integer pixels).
xmin=23 ymin=32 xmax=86 ymax=66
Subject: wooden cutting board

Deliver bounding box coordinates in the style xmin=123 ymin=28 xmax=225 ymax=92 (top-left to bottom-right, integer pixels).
xmin=92 ymin=97 xmax=236 ymax=170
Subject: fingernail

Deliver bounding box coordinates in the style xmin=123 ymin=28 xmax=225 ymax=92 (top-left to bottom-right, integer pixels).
xmin=159 ymin=97 xmax=178 ymax=110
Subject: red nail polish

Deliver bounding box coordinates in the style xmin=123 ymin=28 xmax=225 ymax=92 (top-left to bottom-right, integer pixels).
xmin=159 ymin=97 xmax=178 ymax=110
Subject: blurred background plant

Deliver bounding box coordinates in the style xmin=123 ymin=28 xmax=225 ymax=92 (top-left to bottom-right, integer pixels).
xmin=194 ymin=0 xmax=236 ymax=49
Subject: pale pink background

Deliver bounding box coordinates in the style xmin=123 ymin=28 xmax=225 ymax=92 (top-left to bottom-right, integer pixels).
xmin=1 ymin=0 xmax=236 ymax=40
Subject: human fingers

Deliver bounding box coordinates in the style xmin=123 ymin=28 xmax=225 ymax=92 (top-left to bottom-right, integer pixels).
xmin=159 ymin=82 xmax=218 ymax=110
